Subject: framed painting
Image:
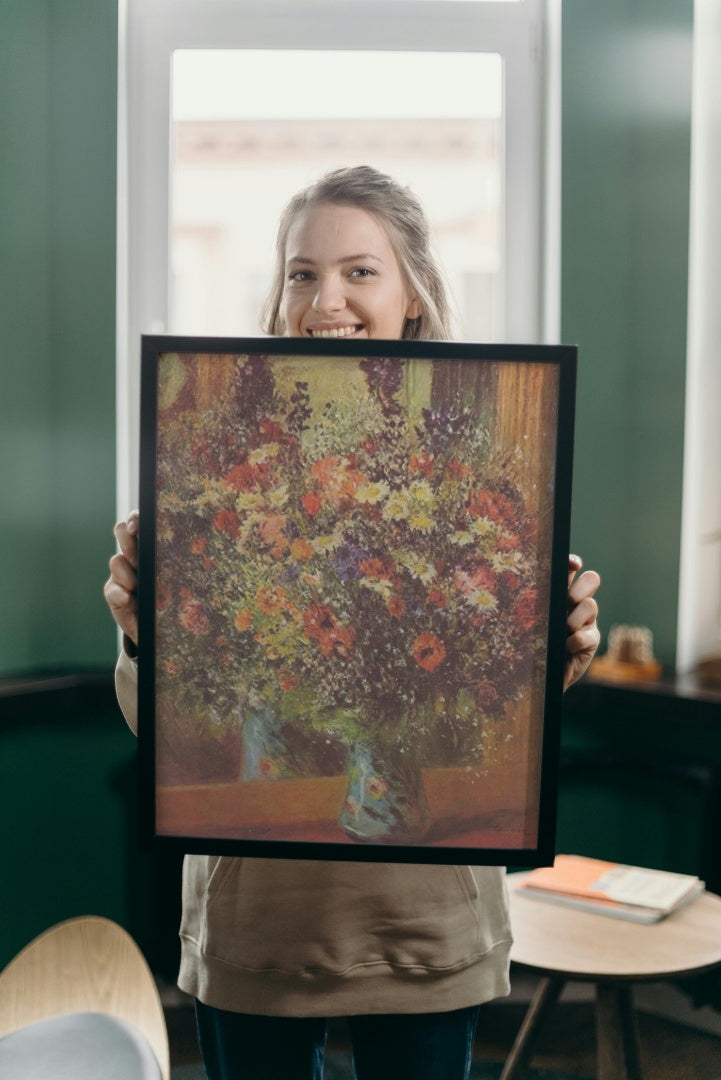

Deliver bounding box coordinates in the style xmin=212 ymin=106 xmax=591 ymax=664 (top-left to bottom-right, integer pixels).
xmin=137 ymin=336 xmax=576 ymax=865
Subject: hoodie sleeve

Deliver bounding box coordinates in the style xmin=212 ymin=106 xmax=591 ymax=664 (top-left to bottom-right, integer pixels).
xmin=115 ymin=644 xmax=139 ymax=736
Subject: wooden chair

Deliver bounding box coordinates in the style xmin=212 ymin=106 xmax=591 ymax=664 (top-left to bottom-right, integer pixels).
xmin=0 ymin=915 xmax=169 ymax=1079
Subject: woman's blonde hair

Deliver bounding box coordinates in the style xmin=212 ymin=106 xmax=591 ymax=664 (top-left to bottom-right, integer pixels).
xmin=262 ymin=165 xmax=454 ymax=341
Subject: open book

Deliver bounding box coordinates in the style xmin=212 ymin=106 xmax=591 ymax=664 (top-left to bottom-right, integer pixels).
xmin=515 ymin=854 xmax=705 ymax=923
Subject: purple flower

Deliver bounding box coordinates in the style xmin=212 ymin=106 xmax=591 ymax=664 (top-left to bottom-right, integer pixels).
xmin=333 ymin=544 xmax=371 ymax=582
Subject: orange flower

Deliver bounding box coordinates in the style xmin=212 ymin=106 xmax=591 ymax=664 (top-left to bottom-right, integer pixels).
xmin=190 ymin=535 xmax=207 ymax=554
xmin=289 ymin=538 xmax=315 ymax=562
xmin=409 ymin=452 xmax=434 ymax=478
xmin=359 ymin=557 xmax=390 ymax=579
xmin=311 ymin=455 xmax=366 ymax=506
xmin=411 ymin=632 xmax=447 ymax=672
xmin=256 ymin=587 xmax=288 ymax=614
xmin=260 ymin=514 xmax=288 ymax=556
xmin=234 ymin=608 xmax=253 ymax=631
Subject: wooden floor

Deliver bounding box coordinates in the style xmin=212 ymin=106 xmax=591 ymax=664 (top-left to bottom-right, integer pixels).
xmin=166 ymin=993 xmax=721 ymax=1078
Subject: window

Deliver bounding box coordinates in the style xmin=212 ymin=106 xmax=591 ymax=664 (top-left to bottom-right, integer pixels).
xmin=117 ymin=0 xmax=557 ymax=510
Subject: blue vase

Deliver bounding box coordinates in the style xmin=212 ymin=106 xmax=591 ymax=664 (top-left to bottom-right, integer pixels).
xmin=241 ymin=705 xmax=294 ymax=780
xmin=338 ymin=739 xmax=430 ymax=843
xmin=241 ymin=704 xmax=346 ymax=780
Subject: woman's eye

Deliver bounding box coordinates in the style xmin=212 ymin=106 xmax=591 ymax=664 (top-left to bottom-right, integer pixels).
xmin=349 ymin=267 xmax=375 ymax=279
xmin=288 ymin=269 xmax=313 ymax=283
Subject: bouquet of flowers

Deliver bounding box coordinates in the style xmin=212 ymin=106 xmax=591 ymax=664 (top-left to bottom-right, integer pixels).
xmin=154 ymin=353 xmax=546 ymax=769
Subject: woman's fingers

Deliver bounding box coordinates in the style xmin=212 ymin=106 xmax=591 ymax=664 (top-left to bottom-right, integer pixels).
xmin=104 ymin=512 xmax=140 ymax=645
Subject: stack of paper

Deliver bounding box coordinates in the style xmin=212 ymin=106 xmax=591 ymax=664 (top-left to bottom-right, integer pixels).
xmin=516 ymin=854 xmax=705 ymax=923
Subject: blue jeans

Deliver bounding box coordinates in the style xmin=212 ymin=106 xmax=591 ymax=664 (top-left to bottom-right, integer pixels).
xmin=195 ymin=1000 xmax=481 ymax=1080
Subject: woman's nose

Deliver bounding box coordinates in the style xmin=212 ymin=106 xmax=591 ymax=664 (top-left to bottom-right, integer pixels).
xmin=312 ymin=274 xmax=345 ymax=314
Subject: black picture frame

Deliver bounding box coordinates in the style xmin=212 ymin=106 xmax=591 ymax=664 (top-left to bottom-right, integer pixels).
xmin=138 ymin=335 xmax=576 ymax=866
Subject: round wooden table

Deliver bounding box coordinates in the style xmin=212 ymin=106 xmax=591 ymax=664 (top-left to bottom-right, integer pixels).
xmin=502 ymin=873 xmax=721 ymax=1080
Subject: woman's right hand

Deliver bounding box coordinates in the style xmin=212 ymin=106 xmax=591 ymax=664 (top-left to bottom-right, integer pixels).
xmin=104 ymin=509 xmax=139 ymax=646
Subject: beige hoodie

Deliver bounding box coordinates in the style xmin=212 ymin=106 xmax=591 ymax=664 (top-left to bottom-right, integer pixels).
xmin=116 ymin=650 xmax=512 ymax=1016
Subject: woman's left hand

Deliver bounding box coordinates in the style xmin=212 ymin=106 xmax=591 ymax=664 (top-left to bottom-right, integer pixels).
xmin=564 ymin=554 xmax=601 ymax=691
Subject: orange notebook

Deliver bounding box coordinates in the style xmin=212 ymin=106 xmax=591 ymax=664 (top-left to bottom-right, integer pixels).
xmin=516 ymin=854 xmax=704 ymax=923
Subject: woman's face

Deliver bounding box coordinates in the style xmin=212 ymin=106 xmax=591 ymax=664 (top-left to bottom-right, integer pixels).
xmin=280 ymin=203 xmax=421 ymax=340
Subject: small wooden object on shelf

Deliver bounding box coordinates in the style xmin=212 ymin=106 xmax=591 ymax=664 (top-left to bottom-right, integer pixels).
xmin=696 ymin=653 xmax=721 ymax=689
xmin=591 ymin=624 xmax=662 ymax=683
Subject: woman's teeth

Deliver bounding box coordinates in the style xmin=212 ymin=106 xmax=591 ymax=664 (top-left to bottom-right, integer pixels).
xmin=310 ymin=325 xmax=360 ymax=338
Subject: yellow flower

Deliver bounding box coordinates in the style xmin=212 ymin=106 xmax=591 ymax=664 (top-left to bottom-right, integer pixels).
xmin=356 ymin=481 xmax=390 ymax=505
xmin=408 ymin=479 xmax=435 ymax=506
xmin=470 ymin=517 xmax=496 ymax=537
xmin=267 ymin=485 xmax=289 ymax=508
xmin=235 ymin=492 xmax=266 ymax=512
xmin=407 ymin=510 xmax=434 ymax=533
xmin=397 ymin=553 xmax=437 ymax=584
xmin=463 ymin=589 xmax=498 ymax=612
xmin=450 ymin=530 xmax=475 ymax=547
xmin=248 ymin=443 xmax=280 ymax=463
xmin=382 ymin=490 xmax=410 ymax=522
xmin=315 ymin=530 xmax=343 ymax=552
xmin=492 ymin=550 xmax=524 ymax=573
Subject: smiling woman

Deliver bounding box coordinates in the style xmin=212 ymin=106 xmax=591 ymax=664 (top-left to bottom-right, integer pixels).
xmin=263 ymin=167 xmax=451 ymax=342
xmin=281 ymin=205 xmax=420 ymax=340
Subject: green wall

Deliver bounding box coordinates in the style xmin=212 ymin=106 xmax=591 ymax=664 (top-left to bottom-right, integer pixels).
xmin=562 ymin=0 xmax=693 ymax=669
xmin=0 ymin=2 xmax=694 ymax=675
xmin=0 ymin=0 xmax=118 ymax=675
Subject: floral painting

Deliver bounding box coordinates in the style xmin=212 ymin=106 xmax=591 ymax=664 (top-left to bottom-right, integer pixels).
xmin=141 ymin=339 xmax=574 ymax=863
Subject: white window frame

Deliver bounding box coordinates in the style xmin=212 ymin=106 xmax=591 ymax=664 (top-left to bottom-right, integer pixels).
xmin=116 ymin=0 xmax=559 ymax=513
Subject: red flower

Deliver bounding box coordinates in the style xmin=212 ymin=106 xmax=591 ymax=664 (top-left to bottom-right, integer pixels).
xmin=514 ymin=588 xmax=538 ymax=631
xmin=156 ymin=583 xmax=172 ymax=612
xmin=178 ymin=599 xmax=211 ymax=636
xmin=303 ymin=605 xmax=355 ymax=658
xmin=411 ymin=632 xmax=447 ymax=672
xmin=496 ymin=531 xmax=521 ymax=551
xmin=301 ymin=491 xmax=323 ymax=517
xmin=386 ymin=595 xmax=405 ymax=618
xmin=258 ymin=419 xmax=285 ymax=443
xmin=468 ymin=489 xmax=516 ymax=526
xmin=224 ymin=461 xmax=270 ymax=492
xmin=475 ymin=680 xmax=499 ymax=710
xmin=213 ymin=509 xmax=239 ymax=540
xmin=190 ymin=535 xmax=207 ymax=554
xmin=426 ymin=588 xmax=447 ymax=608
xmin=359 ymin=558 xmax=391 ymax=579
xmin=445 ymin=460 xmax=470 ymax=482
xmin=454 ymin=564 xmax=496 ymax=595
